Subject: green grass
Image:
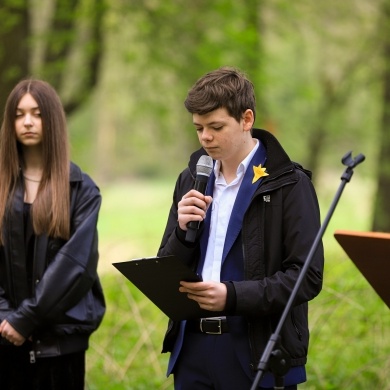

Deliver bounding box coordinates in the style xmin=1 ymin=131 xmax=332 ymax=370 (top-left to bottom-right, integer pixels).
xmin=85 ymin=177 xmax=390 ymax=390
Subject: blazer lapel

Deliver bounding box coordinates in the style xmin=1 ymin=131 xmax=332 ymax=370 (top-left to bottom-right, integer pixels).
xmin=222 ymin=142 xmax=267 ymax=261
xmin=198 ymin=170 xmax=215 ymax=274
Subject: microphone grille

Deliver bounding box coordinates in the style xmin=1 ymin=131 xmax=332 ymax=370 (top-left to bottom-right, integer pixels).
xmin=196 ymin=155 xmax=213 ymax=177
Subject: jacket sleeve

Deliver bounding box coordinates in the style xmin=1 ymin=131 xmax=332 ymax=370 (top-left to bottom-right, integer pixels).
xmin=157 ymin=169 xmax=200 ymax=267
xmin=0 ymin=286 xmax=14 ymax=322
xmin=7 ymin=175 xmax=102 ymax=338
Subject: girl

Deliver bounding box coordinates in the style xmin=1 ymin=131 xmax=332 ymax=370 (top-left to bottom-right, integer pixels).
xmin=0 ymin=79 xmax=105 ymax=390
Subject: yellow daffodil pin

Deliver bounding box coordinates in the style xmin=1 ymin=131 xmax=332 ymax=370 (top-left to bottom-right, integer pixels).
xmin=252 ymin=164 xmax=269 ymax=184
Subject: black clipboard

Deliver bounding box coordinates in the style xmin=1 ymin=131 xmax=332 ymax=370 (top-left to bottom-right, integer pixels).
xmin=113 ymin=255 xmax=220 ymax=320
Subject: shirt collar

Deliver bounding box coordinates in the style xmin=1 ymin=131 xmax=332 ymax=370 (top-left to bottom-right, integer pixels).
xmin=213 ymin=139 xmax=260 ymax=179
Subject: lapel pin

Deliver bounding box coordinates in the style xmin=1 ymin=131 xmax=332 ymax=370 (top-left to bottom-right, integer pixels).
xmin=252 ymin=164 xmax=269 ymax=184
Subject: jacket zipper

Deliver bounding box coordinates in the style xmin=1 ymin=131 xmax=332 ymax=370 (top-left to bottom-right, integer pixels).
xmin=291 ymin=311 xmax=302 ymax=340
xmin=29 ymin=350 xmax=36 ymax=363
xmin=242 ymin=199 xmax=268 ymax=369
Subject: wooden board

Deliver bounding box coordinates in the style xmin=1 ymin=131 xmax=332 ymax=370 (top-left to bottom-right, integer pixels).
xmin=334 ymin=230 xmax=390 ymax=309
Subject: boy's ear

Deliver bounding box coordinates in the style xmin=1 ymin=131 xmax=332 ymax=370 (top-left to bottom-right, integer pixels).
xmin=242 ymin=109 xmax=254 ymax=131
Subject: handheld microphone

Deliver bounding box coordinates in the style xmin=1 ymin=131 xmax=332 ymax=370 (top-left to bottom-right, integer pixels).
xmin=185 ymin=155 xmax=213 ymax=243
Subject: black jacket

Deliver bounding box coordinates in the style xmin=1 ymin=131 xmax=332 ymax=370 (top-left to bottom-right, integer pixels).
xmin=0 ymin=163 xmax=105 ymax=357
xmin=158 ymin=129 xmax=324 ymax=368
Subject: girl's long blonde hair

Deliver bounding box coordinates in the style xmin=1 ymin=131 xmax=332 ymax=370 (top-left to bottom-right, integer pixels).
xmin=0 ymin=79 xmax=70 ymax=245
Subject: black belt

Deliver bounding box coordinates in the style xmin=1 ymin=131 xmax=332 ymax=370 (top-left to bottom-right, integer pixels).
xmin=186 ymin=318 xmax=229 ymax=335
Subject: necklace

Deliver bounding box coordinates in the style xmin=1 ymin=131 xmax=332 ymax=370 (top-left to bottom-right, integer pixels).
xmin=23 ymin=175 xmax=41 ymax=183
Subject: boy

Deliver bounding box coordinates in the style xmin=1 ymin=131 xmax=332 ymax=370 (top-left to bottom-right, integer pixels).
xmin=158 ymin=67 xmax=324 ymax=389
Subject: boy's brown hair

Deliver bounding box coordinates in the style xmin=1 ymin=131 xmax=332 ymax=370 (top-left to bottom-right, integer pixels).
xmin=184 ymin=66 xmax=256 ymax=122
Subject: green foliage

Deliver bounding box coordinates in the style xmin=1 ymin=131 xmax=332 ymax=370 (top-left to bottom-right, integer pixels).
xmin=65 ymin=0 xmax=383 ymax=188
xmin=86 ymin=273 xmax=172 ymax=390
xmin=84 ymin=179 xmax=390 ymax=390
xmin=301 ymin=261 xmax=390 ymax=389
xmin=1 ymin=0 xmax=389 ymax=223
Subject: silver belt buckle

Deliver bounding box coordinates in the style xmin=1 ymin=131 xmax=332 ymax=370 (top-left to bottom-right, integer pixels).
xmin=200 ymin=318 xmax=222 ymax=335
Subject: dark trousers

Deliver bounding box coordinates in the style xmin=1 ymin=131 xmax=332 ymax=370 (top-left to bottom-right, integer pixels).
xmin=0 ymin=342 xmax=85 ymax=390
xmin=173 ymin=331 xmax=298 ymax=390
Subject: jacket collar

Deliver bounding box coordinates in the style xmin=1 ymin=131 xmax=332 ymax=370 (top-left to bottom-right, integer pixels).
xmin=188 ymin=128 xmax=295 ymax=180
xmin=70 ymin=162 xmax=83 ymax=182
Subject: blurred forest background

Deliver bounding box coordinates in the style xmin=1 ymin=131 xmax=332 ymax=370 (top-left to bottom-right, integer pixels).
xmin=2 ymin=0 xmax=390 ymax=230
xmin=1 ymin=0 xmax=390 ymax=389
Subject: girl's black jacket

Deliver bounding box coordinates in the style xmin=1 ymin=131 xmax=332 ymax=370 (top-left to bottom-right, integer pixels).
xmin=0 ymin=163 xmax=105 ymax=357
xmin=158 ymin=128 xmax=324 ymax=369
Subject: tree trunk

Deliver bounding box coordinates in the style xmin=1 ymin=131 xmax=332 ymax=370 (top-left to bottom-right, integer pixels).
xmin=372 ymin=0 xmax=390 ymax=232
xmin=0 ymin=1 xmax=29 ymax=115
xmin=0 ymin=0 xmax=103 ymax=117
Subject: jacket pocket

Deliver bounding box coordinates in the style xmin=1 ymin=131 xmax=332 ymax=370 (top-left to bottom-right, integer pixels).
xmin=291 ymin=311 xmax=303 ymax=341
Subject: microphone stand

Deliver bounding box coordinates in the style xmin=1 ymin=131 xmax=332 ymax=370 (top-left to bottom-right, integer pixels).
xmin=250 ymin=151 xmax=365 ymax=390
